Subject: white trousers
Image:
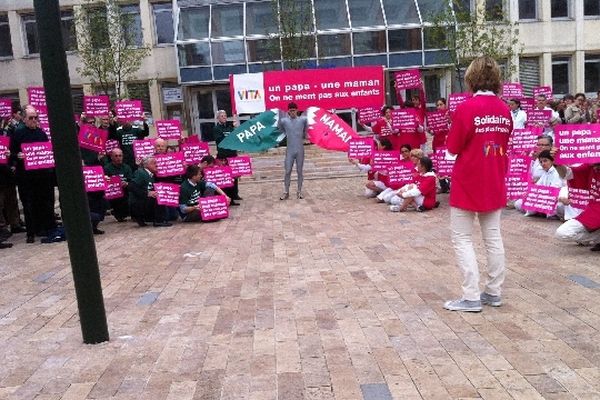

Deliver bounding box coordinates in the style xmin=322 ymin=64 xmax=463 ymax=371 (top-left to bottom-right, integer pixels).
xmin=555 ymin=219 xmax=600 ymax=245
xmin=450 ymin=207 xmax=506 ymax=301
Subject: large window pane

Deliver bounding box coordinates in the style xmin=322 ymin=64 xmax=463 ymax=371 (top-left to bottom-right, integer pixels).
xmin=389 ymin=29 xmax=422 ymax=52
xmin=353 ymin=31 xmax=386 ymax=54
xmin=22 ymin=14 xmax=39 ymax=55
xmin=417 ymin=0 xmax=447 ymax=22
xmin=552 ymin=57 xmax=570 ymax=95
xmin=551 ymin=0 xmax=570 ymax=18
xmin=315 ymin=0 xmax=349 ymax=30
xmin=485 ymin=0 xmax=503 ymax=20
xmin=216 ymin=89 xmax=232 ymax=116
xmin=584 ymin=0 xmax=600 ymax=16
xmin=282 ymin=36 xmax=316 ymax=59
xmin=248 ymin=38 xmax=280 ymax=62
xmin=211 ymin=4 xmax=243 ymax=37
xmin=178 ymin=42 xmax=210 ymax=66
xmin=178 ymin=8 xmax=209 ymax=40
xmin=519 ymin=0 xmax=537 ymax=19
xmin=0 ymin=15 xmax=13 ymax=57
xmin=212 ymin=41 xmax=245 ymax=64
xmin=247 ymin=1 xmax=277 ymax=35
xmin=120 ymin=5 xmax=143 ymax=47
xmin=153 ymin=3 xmax=174 ymax=44
xmin=348 ymin=0 xmax=384 ymax=27
xmin=585 ymin=56 xmax=600 ymax=93
xmin=317 ymin=34 xmax=351 ymax=57
xmin=383 ymin=0 xmax=420 ymax=25
xmin=61 ymin=11 xmax=77 ymax=51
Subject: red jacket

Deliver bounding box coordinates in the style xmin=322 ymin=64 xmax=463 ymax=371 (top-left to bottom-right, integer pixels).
xmin=447 ymin=93 xmax=512 ymax=212
xmin=575 ymin=165 xmax=600 ymax=231
xmin=415 ymin=173 xmax=437 ymax=210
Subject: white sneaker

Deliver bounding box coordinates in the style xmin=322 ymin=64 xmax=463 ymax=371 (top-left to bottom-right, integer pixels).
xmin=389 ymin=205 xmax=400 ymax=212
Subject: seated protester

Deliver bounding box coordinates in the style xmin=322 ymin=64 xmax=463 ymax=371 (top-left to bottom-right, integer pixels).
xmin=104 ymin=148 xmax=133 ymax=222
xmin=558 ymin=163 xmax=588 ymax=221
xmin=555 ymin=163 xmax=600 ymax=251
xmin=179 ymin=165 xmax=231 ymax=222
xmin=389 ymin=156 xmax=438 ymax=212
xmin=215 ymin=156 xmax=240 ymax=206
xmin=515 ymin=150 xmax=566 ymax=219
xmin=128 ymin=156 xmax=171 ymax=227
xmin=199 ymin=155 xmax=217 ymax=196
xmin=376 ymin=144 xmax=414 ymax=204
xmin=154 ymin=138 xmax=181 ymax=220
xmin=349 ymin=138 xmax=393 ymax=197
xmin=408 ymin=148 xmax=425 ymax=179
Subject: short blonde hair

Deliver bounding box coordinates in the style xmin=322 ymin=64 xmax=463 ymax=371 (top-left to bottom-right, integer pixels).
xmin=409 ymin=149 xmax=424 ymax=159
xmin=464 ymin=56 xmax=502 ymax=94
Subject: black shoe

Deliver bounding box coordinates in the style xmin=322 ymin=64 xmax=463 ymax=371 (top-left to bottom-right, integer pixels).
xmin=232 ymin=196 xmax=243 ymax=200
xmin=0 ymin=242 xmax=13 ymax=249
xmin=153 ymin=221 xmax=172 ymax=227
xmin=417 ymin=206 xmax=425 ymax=212
xmin=134 ymin=218 xmax=147 ymax=227
xmin=0 ymin=229 xmax=11 ymax=240
xmin=591 ymin=243 xmax=600 ymax=252
xmin=10 ymin=225 xmax=26 ymax=234
xmin=26 ymin=235 xmax=35 ymax=244
xmin=230 ymin=201 xmax=240 ymax=206
xmin=93 ymin=228 xmax=105 ymax=235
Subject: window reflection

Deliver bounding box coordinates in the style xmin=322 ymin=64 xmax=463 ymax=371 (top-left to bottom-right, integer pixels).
xmin=178 ymin=42 xmax=210 ymax=66
xmin=353 ymin=31 xmax=386 ymax=54
xmin=315 ymin=0 xmax=349 ymax=30
xmin=212 ymin=41 xmax=246 ymax=64
xmin=417 ymin=0 xmax=447 ymax=22
xmin=383 ymin=0 xmax=420 ymax=25
xmin=348 ymin=0 xmax=384 ymax=27
xmin=212 ymin=4 xmax=243 ymax=37
xmin=246 ymin=1 xmax=277 ymax=35
xmin=389 ymin=29 xmax=421 ymax=52
xmin=318 ymin=34 xmax=351 ymax=57
xmin=178 ymin=7 xmax=209 ymax=40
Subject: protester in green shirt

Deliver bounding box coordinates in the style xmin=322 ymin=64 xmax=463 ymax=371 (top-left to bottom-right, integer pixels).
xmin=179 ymin=165 xmax=230 ymax=222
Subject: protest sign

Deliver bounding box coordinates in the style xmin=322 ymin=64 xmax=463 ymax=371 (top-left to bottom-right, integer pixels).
xmin=182 ymin=141 xmax=210 ymax=164
xmin=568 ymin=187 xmax=590 ymax=210
xmin=115 ymin=100 xmax=143 ymax=122
xmin=533 ymin=86 xmax=553 ymax=100
xmin=27 ymin=87 xmax=46 ymax=107
xmin=448 ymin=93 xmax=471 ymax=112
xmin=555 ymin=124 xmax=600 ymax=164
xmin=509 ymin=127 xmax=543 ymax=155
xmin=521 ymin=184 xmax=560 ymax=214
xmin=426 ymin=110 xmax=449 ymax=133
xmin=227 ymin=156 xmax=253 ymax=177
xmin=306 ymin=107 xmax=359 ymax=152
xmin=154 ymin=182 xmax=180 ymax=207
xmin=203 ymin=166 xmax=234 ymax=188
xmin=104 ymin=176 xmax=124 ymax=200
xmin=79 ymin=124 xmax=108 ymax=153
xmin=508 ymin=155 xmax=531 ymax=176
xmin=358 ymin=107 xmax=381 ymax=125
xmin=520 ymin=98 xmax=534 ymax=114
xmin=394 ymin=69 xmax=422 ymax=90
xmin=156 ymin=120 xmax=182 ymax=140
xmin=502 ymin=83 xmax=524 ymax=99
xmin=506 ymin=173 xmax=530 ymax=200
xmin=391 ymin=109 xmax=417 ymax=133
xmin=156 ymin=152 xmax=185 ymax=177
xmin=83 ymin=95 xmax=110 ymax=117
xmin=218 ymin=109 xmax=282 ymax=152
xmin=372 ymin=150 xmax=400 ymax=171
xmin=83 ymin=166 xmax=107 ymax=192
xmin=0 ymin=136 xmax=9 ymax=164
xmin=433 ymin=148 xmax=456 ymax=176
xmin=199 ymin=195 xmax=229 ymax=221
xmin=37 ymin=106 xmax=50 ymax=139
xmin=0 ymin=98 xmax=11 ymax=118
xmin=22 ymin=142 xmax=54 ymax=170
xmin=105 ymin=140 xmax=120 ymax=154
xmin=132 ymin=139 xmax=155 ymax=160
xmin=527 ymin=110 xmax=552 ymax=126
xmin=348 ymin=137 xmax=374 ymax=159
xmin=387 ymin=161 xmax=414 ymax=186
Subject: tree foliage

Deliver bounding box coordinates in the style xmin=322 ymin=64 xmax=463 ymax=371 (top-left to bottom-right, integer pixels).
xmin=75 ymin=0 xmax=150 ymax=100
xmin=271 ymin=0 xmax=314 ymax=70
xmin=428 ymin=0 xmax=522 ymax=90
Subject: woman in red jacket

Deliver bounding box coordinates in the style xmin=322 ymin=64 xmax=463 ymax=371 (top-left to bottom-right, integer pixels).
xmin=443 ymin=56 xmax=513 ymax=313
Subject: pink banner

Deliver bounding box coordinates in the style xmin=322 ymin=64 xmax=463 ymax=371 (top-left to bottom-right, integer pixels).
xmin=569 ymin=187 xmax=591 ymax=210
xmin=37 ymin=106 xmax=50 ymax=139
xmin=104 ymin=176 xmax=124 ymax=200
xmin=391 ymin=109 xmax=417 ymax=133
xmin=434 ymin=148 xmax=456 ymax=176
xmin=502 ymin=83 xmax=524 ymax=99
xmin=182 ymin=142 xmax=210 ymax=165
xmin=394 ymin=69 xmax=422 ymax=90
xmin=387 ymin=161 xmax=414 ymax=186
xmin=156 ymin=120 xmax=182 ymax=140
xmin=132 ymin=139 xmax=156 ymax=160
xmin=555 ymin=124 xmax=600 ymax=164
xmin=83 ymin=95 xmax=110 ymax=117
xmin=521 ymin=184 xmax=560 ymax=214
xmin=306 ymin=107 xmax=359 ymax=152
xmin=0 ymin=98 xmax=11 ymax=118
xmin=509 ymin=127 xmax=543 ymax=155
xmin=527 ymin=110 xmax=552 ymax=126
xmin=156 ymin=152 xmax=185 ymax=177
xmin=154 ymin=182 xmax=180 ymax=207
xmin=83 ymin=166 xmax=107 ymax=192
xmin=372 ymin=150 xmax=400 ymax=171
xmin=203 ymin=166 xmax=234 ymax=188
xmin=508 ymin=155 xmax=531 ymax=176
xmin=0 ymin=136 xmax=9 ymax=164
xmin=105 ymin=139 xmax=120 ymax=155
xmin=262 ymin=66 xmax=385 ymax=111
xmin=115 ymin=100 xmax=143 ymax=122
xmin=79 ymin=124 xmax=108 ymax=153
xmin=533 ymin=86 xmax=553 ymax=100
xmin=426 ymin=110 xmax=449 ymax=133
xmin=448 ymin=93 xmax=471 ymax=113
xmin=199 ymin=195 xmax=229 ymax=221
xmin=227 ymin=156 xmax=253 ymax=177
xmin=27 ymin=87 xmax=46 ymax=108
xmin=22 ymin=142 xmax=54 ymax=170
xmin=358 ymin=107 xmax=381 ymax=125
xmin=506 ymin=173 xmax=530 ymax=200
xmin=520 ymin=98 xmax=534 ymax=114
xmin=348 ymin=137 xmax=374 ymax=159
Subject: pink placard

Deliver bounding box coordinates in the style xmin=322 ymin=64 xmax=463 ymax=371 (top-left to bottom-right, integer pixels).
xmin=433 ymin=148 xmax=456 ymax=176
xmin=394 ymin=69 xmax=422 ymax=90
xmin=448 ymin=93 xmax=472 ymax=113
xmin=115 ymin=100 xmax=143 ymax=122
xmin=0 ymin=136 xmax=9 ymax=164
xmin=502 ymin=83 xmax=524 ymax=99
xmin=555 ymin=124 xmax=600 ymax=164
xmin=509 ymin=127 xmax=543 ymax=155
xmin=37 ymin=106 xmax=50 ymax=139
xmin=22 ymin=142 xmax=54 ymax=170
xmin=132 ymin=139 xmax=156 ymax=160
xmin=426 ymin=110 xmax=449 ymax=133
xmin=83 ymin=95 xmax=110 ymax=117
xmin=348 ymin=137 xmax=374 ymax=159
xmin=182 ymin=142 xmax=210 ymax=164
xmin=79 ymin=124 xmax=108 ymax=153
xmin=156 ymin=152 xmax=185 ymax=177
xmin=372 ymin=150 xmax=400 ymax=171
xmin=227 ymin=156 xmax=253 ymax=177
xmin=521 ymin=184 xmax=560 ymax=214
xmin=527 ymin=110 xmax=552 ymax=126
xmin=199 ymin=195 xmax=229 ymax=221
xmin=506 ymin=173 xmax=530 ymax=200
xmin=154 ymin=182 xmax=180 ymax=207
xmin=533 ymin=86 xmax=553 ymax=100
xmin=387 ymin=161 xmax=414 ymax=186
xmin=203 ymin=166 xmax=234 ymax=188
xmin=83 ymin=166 xmax=107 ymax=192
xmin=0 ymin=98 xmax=12 ymax=118
xmin=519 ymin=98 xmax=535 ymax=114
xmin=306 ymin=107 xmax=359 ymax=152
xmin=156 ymin=120 xmax=182 ymax=140
xmin=27 ymin=87 xmax=46 ymax=107
xmin=358 ymin=107 xmax=382 ymax=125
xmin=104 ymin=176 xmax=124 ymax=200
xmin=508 ymin=155 xmax=531 ymax=176
xmin=391 ymin=109 xmax=417 ymax=133
xmin=569 ymin=187 xmax=590 ymax=210
xmin=105 ymin=139 xmax=120 ymax=155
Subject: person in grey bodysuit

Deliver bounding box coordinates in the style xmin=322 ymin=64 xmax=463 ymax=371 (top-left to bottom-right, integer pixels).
xmin=278 ymin=102 xmax=308 ymax=200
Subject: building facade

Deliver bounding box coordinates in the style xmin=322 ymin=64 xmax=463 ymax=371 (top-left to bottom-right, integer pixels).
xmin=1 ymin=0 xmax=600 ymax=138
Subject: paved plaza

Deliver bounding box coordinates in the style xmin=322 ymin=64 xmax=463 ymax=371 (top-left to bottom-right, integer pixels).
xmin=1 ymin=174 xmax=600 ymax=400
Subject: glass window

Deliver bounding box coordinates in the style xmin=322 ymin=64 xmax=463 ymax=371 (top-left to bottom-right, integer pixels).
xmin=153 ymin=3 xmax=174 ymax=44
xmin=120 ymin=5 xmax=143 ymax=47
xmin=71 ymin=87 xmax=84 ymax=115
xmin=246 ymin=1 xmax=278 ymax=35
xmin=551 ymin=0 xmax=570 ymax=18
xmin=216 ymin=89 xmax=232 ymax=116
xmin=211 ymin=4 xmax=243 ymax=37
xmin=584 ymin=0 xmax=600 ymax=16
xmin=178 ymin=42 xmax=210 ymax=66
xmin=279 ymin=0 xmax=314 ymax=32
xmin=585 ymin=55 xmax=600 ymax=93
xmin=317 ymin=34 xmax=351 ymax=57
xmin=315 ymin=0 xmax=349 ymax=30
xmin=0 ymin=14 xmax=13 ymax=57
xmin=61 ymin=11 xmax=77 ymax=51
xmin=21 ymin=13 xmax=39 ymax=55
xmin=353 ymin=31 xmax=386 ymax=54
xmin=348 ymin=0 xmax=384 ymax=27
xmin=417 ymin=0 xmax=447 ymax=22
xmin=486 ymin=0 xmax=504 ymax=20
xmin=519 ymin=0 xmax=537 ymax=19
xmin=211 ymin=41 xmax=245 ymax=64
xmin=383 ymin=0 xmax=420 ymax=25
xmin=178 ymin=7 xmax=209 ymax=40
xmin=248 ymin=38 xmax=280 ymax=62
xmin=282 ymin=35 xmax=316 ymax=59
xmin=552 ymin=57 xmax=570 ymax=95
xmin=389 ymin=29 xmax=422 ymax=52
xmin=127 ymin=82 xmax=152 ymax=114
xmin=422 ymin=27 xmax=443 ymax=50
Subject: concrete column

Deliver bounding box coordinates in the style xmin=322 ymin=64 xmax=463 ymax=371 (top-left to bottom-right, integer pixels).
xmin=8 ymin=10 xmax=24 ymax=59
xmin=148 ymin=79 xmax=164 ymax=123
xmin=573 ymin=50 xmax=585 ymax=93
xmin=139 ymin=0 xmax=153 ymax=47
xmin=541 ymin=52 xmax=552 ymax=86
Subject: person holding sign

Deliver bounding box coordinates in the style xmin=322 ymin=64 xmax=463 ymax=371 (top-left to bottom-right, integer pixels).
xmin=443 ymin=56 xmax=513 ymax=313
xmin=214 ymin=110 xmax=242 ymax=205
xmin=372 ymin=106 xmax=399 ymax=149
xmin=128 ymin=156 xmax=170 ymax=227
xmin=104 ymin=149 xmax=133 ymax=222
xmin=508 ymin=99 xmax=527 ymax=130
xmin=110 ymin=116 xmax=149 ymax=171
xmin=388 ymin=156 xmax=438 ymax=212
xmin=278 ymin=102 xmax=308 ymax=200
xmin=179 ymin=165 xmax=231 ymax=222
xmin=532 ymin=94 xmax=561 ymax=137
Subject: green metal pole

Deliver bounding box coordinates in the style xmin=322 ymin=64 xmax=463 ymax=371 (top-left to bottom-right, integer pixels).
xmin=34 ymin=0 xmax=109 ymax=344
